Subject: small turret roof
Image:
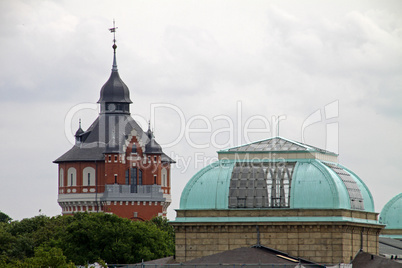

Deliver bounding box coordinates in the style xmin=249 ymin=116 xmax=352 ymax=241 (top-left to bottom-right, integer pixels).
xmin=144 ymin=125 xmax=163 ymax=154
xmin=75 ymin=119 xmax=84 ymax=137
xmin=145 ymin=138 xmax=163 ymax=155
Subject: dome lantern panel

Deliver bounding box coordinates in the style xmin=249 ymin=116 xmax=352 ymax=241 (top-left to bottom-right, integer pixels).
xmin=323 ymin=163 xmax=365 ymax=210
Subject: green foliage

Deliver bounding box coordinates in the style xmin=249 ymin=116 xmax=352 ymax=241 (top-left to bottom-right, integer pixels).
xmin=0 ymin=212 xmax=12 ymax=223
xmin=21 ymin=245 xmax=75 ymax=268
xmin=150 ymin=216 xmax=175 ymax=245
xmin=0 ymin=212 xmax=175 ymax=266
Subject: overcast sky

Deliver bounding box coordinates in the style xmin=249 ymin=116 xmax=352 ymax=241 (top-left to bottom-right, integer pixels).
xmin=0 ymin=0 xmax=401 ymax=221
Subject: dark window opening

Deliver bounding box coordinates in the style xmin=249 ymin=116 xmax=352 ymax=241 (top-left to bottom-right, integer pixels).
xmin=125 ymin=169 xmax=129 ymax=185
xmin=131 ymin=168 xmax=137 ymax=193
xmin=138 ymin=170 xmax=143 ymax=185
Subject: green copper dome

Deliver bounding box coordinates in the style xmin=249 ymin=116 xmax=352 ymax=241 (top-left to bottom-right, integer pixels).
xmin=180 ymin=159 xmax=374 ymax=212
xmin=379 ymin=193 xmax=402 ymax=229
xmin=179 ymin=137 xmax=375 ymax=212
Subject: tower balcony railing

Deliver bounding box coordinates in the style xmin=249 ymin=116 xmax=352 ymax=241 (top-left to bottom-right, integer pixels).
xmin=102 ymin=184 xmax=165 ymax=202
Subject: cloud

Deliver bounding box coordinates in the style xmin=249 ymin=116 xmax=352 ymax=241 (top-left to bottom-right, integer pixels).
xmin=0 ymin=0 xmax=401 ymax=220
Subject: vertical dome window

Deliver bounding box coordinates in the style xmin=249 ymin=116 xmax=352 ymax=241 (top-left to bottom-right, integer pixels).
xmin=229 ymin=162 xmax=295 ymax=208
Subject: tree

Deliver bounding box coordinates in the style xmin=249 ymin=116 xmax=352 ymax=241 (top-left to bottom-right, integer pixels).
xmin=150 ymin=216 xmax=175 ymax=243
xmin=0 ymin=212 xmax=12 ymax=223
xmin=21 ymin=246 xmax=75 ymax=268
xmin=0 ymin=212 xmax=175 ymax=265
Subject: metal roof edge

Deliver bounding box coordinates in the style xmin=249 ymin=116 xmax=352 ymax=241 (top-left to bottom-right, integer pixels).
xmin=172 ymin=216 xmax=382 ymax=225
xmin=53 ymin=159 xmax=104 ymax=163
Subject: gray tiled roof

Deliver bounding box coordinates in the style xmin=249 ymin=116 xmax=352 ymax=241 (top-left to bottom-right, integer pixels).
xmin=54 ymin=146 xmax=105 ymax=162
xmin=54 ymin=113 xmax=174 ymax=163
xmin=145 ymin=138 xmax=163 ymax=154
xmin=352 ymin=251 xmax=402 ymax=267
xmin=380 ymin=237 xmax=402 ymax=256
xmin=184 ymin=246 xmax=323 ymax=266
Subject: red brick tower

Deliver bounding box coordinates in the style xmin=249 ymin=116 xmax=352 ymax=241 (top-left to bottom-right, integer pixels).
xmin=54 ymin=26 xmax=174 ymax=220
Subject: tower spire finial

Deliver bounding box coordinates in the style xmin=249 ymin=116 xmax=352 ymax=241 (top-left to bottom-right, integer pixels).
xmin=109 ymin=19 xmax=118 ymax=71
xmin=147 ymin=120 xmax=154 ymax=139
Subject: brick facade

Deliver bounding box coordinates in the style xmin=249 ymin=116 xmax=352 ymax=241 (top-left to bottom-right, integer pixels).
xmin=57 ymin=132 xmax=172 ymax=220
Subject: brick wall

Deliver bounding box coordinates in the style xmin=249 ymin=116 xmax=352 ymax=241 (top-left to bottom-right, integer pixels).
xmin=57 ymin=134 xmax=171 ymax=221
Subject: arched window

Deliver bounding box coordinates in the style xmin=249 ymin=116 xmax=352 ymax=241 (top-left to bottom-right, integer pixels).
xmin=59 ymin=168 xmax=64 ymax=187
xmin=161 ymin=168 xmax=167 ymax=187
xmin=67 ymin=167 xmax=77 ymax=187
xmin=83 ymin=167 xmax=96 ymax=186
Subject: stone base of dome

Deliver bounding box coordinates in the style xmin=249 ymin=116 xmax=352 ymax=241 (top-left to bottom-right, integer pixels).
xmin=380 ymin=228 xmax=402 ymax=239
xmin=172 ymin=209 xmax=384 ymax=265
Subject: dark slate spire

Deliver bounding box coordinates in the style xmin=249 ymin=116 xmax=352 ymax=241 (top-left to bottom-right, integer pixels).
xmin=75 ymin=119 xmax=84 ymax=144
xmin=98 ymin=20 xmax=132 ymax=114
xmin=145 ymin=123 xmax=163 ymax=154
xmin=146 ymin=121 xmax=153 ymax=139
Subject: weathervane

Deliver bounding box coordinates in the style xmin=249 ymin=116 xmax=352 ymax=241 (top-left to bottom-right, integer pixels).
xmin=109 ymin=19 xmax=118 ymax=71
xmin=109 ymin=19 xmax=118 ymax=49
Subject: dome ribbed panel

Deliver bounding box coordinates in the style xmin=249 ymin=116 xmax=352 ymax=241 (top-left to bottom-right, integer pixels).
xmin=290 ymin=160 xmax=350 ymax=210
xmin=180 ymin=161 xmax=234 ymax=209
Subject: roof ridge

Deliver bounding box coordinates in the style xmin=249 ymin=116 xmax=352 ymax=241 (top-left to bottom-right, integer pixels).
xmin=218 ymin=136 xmax=339 ymax=155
